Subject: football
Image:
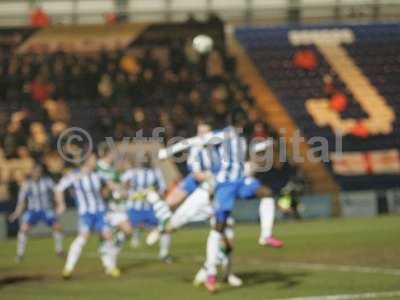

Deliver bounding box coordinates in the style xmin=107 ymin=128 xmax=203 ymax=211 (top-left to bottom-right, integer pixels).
xmin=192 ymin=34 xmax=213 ymax=54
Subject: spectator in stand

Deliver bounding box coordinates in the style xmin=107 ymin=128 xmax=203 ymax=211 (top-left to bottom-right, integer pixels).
xmin=293 ymin=48 xmax=318 ymax=71
xmin=3 ymin=123 xmax=23 ymax=159
xmin=252 ymin=122 xmax=268 ymax=139
xmin=42 ymin=98 xmax=69 ymax=124
xmin=0 ymin=36 xmax=274 ymax=169
xmin=207 ymin=50 xmax=224 ymax=78
xmin=30 ymin=7 xmax=51 ymax=28
xmin=3 ymin=112 xmax=30 ymax=159
xmin=27 ymin=122 xmax=49 ymax=159
xmin=49 ymin=122 xmax=67 ymax=151
xmin=30 ymin=75 xmax=54 ymax=104
xmin=98 ymin=74 xmax=114 ymax=103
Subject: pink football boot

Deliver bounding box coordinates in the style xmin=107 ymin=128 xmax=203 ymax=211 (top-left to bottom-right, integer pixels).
xmin=204 ymin=275 xmax=218 ymax=293
xmin=260 ymin=236 xmax=284 ymax=248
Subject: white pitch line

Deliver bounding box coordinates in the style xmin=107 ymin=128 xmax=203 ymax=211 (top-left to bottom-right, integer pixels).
xmin=85 ymin=252 xmax=400 ymax=277
xmin=271 ymin=262 xmax=400 ymax=277
xmin=273 ymin=291 xmax=400 ymax=300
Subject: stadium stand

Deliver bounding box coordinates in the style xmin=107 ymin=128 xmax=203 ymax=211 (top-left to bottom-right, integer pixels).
xmin=0 ymin=21 xmax=295 ymax=211
xmin=235 ymin=23 xmax=400 ymax=191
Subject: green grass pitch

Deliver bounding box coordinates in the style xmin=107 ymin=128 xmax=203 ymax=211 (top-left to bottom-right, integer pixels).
xmin=0 ymin=215 xmax=399 ymax=300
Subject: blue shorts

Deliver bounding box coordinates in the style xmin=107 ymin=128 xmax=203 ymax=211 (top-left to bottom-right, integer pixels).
xmin=238 ymin=177 xmax=262 ymax=199
xmin=21 ymin=210 xmax=57 ymax=227
xmin=214 ymin=177 xmax=261 ymax=223
xmin=79 ymin=212 xmax=110 ymax=233
xmin=178 ymin=174 xmax=200 ymax=194
xmin=128 ymin=205 xmax=158 ymax=227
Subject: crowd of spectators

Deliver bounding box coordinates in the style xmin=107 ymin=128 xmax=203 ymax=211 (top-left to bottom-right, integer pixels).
xmin=0 ymin=36 xmax=276 ymax=168
xmin=0 ymin=27 xmax=307 ymax=215
xmin=0 ymin=42 xmax=285 ymax=207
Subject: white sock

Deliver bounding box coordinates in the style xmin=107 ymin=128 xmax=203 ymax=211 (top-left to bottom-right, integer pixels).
xmin=221 ymin=227 xmax=234 ymax=277
xmin=65 ymin=235 xmax=87 ymax=271
xmin=222 ymin=252 xmax=232 ymax=279
xmin=147 ymin=191 xmax=172 ymax=223
xmin=194 ymin=266 xmax=207 ymax=283
xmin=100 ymin=248 xmax=113 ymax=271
xmin=115 ymin=231 xmax=126 ymax=253
xmin=205 ymin=230 xmax=221 ymax=277
xmin=224 ymin=227 xmax=235 ymax=241
xmin=159 ymin=233 xmax=171 ymax=258
xmin=17 ymin=231 xmax=27 ymax=257
xmin=259 ymin=197 xmax=275 ymax=241
xmin=100 ymin=240 xmax=118 ymax=271
xmin=53 ymin=231 xmax=63 ymax=253
xmin=108 ymin=240 xmax=119 ymax=268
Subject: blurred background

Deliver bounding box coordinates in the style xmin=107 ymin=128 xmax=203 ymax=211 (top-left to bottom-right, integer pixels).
xmin=0 ymin=0 xmax=399 ymax=238
xmin=0 ymin=0 xmax=399 ymax=25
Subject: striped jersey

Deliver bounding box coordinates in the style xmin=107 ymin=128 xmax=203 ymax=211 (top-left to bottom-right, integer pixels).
xmin=121 ymin=167 xmax=166 ymax=194
xmin=215 ymin=126 xmax=247 ymax=183
xmin=18 ymin=177 xmax=55 ymax=211
xmin=187 ymin=145 xmax=221 ymax=174
xmin=56 ymin=169 xmax=108 ymax=215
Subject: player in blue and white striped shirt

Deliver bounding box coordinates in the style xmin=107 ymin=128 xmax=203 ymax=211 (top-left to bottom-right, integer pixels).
xmin=155 ymin=116 xmax=283 ymax=290
xmin=55 ymin=153 xmax=120 ymax=279
xmin=121 ymin=152 xmax=166 ymax=248
xmin=9 ymin=163 xmax=64 ymax=262
xmin=164 ymin=121 xmax=220 ymax=209
xmin=204 ymin=118 xmax=283 ymax=292
xmin=145 ymin=121 xmax=222 ymax=261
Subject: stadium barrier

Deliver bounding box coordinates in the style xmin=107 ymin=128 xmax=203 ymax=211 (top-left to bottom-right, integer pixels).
xmin=387 ymin=189 xmax=400 ymax=214
xmin=299 ymin=195 xmax=332 ymax=219
xmin=340 ymin=191 xmax=377 ymax=218
xmin=232 ymin=194 xmax=332 ymax=223
xmin=1 ymin=189 xmax=399 ymax=239
xmin=28 ymin=209 xmax=78 ymax=237
xmin=0 ymin=214 xmax=6 ymax=240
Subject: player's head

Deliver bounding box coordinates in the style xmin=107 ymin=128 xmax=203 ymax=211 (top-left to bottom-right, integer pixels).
xmin=196 ymin=118 xmax=213 ymax=136
xmin=115 ymin=155 xmax=130 ymax=173
xmin=140 ymin=151 xmax=154 ymax=169
xmin=81 ymin=153 xmax=97 ymax=171
xmin=31 ymin=162 xmax=45 ymax=180
xmin=97 ymin=141 xmax=115 ymax=163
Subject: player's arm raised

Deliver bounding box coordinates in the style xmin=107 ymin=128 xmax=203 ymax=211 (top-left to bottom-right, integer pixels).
xmin=158 ymin=129 xmax=231 ymax=160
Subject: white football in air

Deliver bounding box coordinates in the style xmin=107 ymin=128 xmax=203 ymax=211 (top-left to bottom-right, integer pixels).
xmin=192 ymin=34 xmax=213 ymax=54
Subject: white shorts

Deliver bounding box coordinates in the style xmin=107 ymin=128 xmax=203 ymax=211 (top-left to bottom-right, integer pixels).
xmin=169 ymin=187 xmax=213 ymax=230
xmin=107 ymin=211 xmax=129 ymax=228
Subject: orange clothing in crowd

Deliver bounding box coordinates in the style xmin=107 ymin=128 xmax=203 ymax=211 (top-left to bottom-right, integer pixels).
xmin=120 ymin=54 xmax=140 ymax=75
xmin=31 ymin=81 xmax=53 ymax=103
xmin=105 ymin=12 xmax=118 ymax=25
xmin=330 ymin=92 xmax=348 ymax=112
xmin=30 ymin=8 xmax=50 ymax=28
xmin=293 ymin=49 xmax=318 ymax=70
xmin=352 ymin=121 xmax=370 ymax=138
